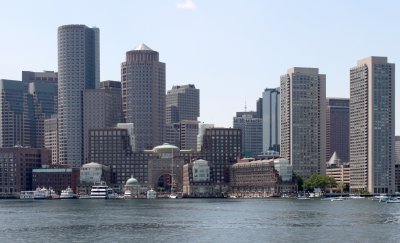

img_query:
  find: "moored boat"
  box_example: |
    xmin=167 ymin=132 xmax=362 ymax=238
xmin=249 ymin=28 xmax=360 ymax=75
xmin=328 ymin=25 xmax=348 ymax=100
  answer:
xmin=146 ymin=189 xmax=157 ymax=199
xmin=90 ymin=182 xmax=114 ymax=199
xmin=60 ymin=187 xmax=77 ymax=199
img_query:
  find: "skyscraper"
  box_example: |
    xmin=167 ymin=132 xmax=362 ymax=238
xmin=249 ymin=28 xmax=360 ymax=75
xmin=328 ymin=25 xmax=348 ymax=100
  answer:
xmin=326 ymin=98 xmax=349 ymax=162
xmin=57 ymin=24 xmax=100 ymax=167
xmin=166 ymin=84 xmax=199 ymax=124
xmin=233 ymin=112 xmax=263 ymax=156
xmin=83 ymin=81 xmax=122 ymax=162
xmin=350 ymin=56 xmax=395 ymax=194
xmin=262 ymin=87 xmax=280 ymax=153
xmin=0 ymin=79 xmax=28 ymax=147
xmin=280 ymin=67 xmax=326 ymax=179
xmin=121 ymin=43 xmax=165 ymax=151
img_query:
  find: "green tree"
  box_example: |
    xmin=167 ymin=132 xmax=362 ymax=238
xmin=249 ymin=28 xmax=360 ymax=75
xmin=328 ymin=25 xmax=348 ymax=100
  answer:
xmin=304 ymin=174 xmax=337 ymax=192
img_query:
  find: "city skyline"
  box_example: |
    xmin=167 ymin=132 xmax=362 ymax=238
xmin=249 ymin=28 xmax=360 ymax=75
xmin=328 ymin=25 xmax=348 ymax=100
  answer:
xmin=0 ymin=1 xmax=399 ymax=133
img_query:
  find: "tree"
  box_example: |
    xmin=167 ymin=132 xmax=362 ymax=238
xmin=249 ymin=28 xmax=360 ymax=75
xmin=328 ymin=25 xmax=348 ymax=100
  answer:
xmin=304 ymin=174 xmax=337 ymax=192
xmin=293 ymin=173 xmax=304 ymax=191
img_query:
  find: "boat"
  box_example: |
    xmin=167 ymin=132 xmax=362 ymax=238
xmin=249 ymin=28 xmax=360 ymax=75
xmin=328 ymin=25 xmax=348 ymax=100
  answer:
xmin=33 ymin=187 xmax=58 ymax=200
xmin=60 ymin=187 xmax=77 ymax=199
xmin=146 ymin=189 xmax=157 ymax=199
xmin=20 ymin=191 xmax=34 ymax=199
xmin=90 ymin=182 xmax=115 ymax=199
xmin=78 ymin=194 xmax=91 ymax=199
xmin=349 ymin=194 xmax=364 ymax=199
xmin=331 ymin=197 xmax=344 ymax=201
xmin=297 ymin=195 xmax=310 ymax=200
xmin=385 ymin=198 xmax=400 ymax=204
xmin=124 ymin=190 xmax=133 ymax=199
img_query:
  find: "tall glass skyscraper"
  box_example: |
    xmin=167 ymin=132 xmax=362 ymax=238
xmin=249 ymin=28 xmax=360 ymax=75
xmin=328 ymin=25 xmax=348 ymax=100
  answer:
xmin=57 ymin=25 xmax=100 ymax=167
xmin=121 ymin=44 xmax=166 ymax=151
xmin=350 ymin=56 xmax=395 ymax=194
xmin=262 ymin=87 xmax=280 ymax=153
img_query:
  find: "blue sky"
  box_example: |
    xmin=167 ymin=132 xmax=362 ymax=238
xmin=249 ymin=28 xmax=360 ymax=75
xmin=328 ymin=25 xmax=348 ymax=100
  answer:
xmin=0 ymin=0 xmax=399 ymax=133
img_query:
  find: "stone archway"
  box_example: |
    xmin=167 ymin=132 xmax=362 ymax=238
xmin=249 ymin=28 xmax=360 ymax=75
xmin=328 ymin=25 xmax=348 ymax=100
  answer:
xmin=157 ymin=173 xmax=172 ymax=192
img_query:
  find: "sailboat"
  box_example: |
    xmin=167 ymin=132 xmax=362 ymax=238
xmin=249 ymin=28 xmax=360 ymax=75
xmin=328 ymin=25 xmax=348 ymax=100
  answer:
xmin=169 ymin=148 xmax=177 ymax=199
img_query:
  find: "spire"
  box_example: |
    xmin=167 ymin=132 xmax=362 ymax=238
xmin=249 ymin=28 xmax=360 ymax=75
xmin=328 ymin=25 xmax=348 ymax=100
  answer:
xmin=134 ymin=43 xmax=153 ymax=51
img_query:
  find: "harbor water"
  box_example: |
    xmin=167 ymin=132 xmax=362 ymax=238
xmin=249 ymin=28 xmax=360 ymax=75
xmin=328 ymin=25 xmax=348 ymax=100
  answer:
xmin=0 ymin=198 xmax=399 ymax=242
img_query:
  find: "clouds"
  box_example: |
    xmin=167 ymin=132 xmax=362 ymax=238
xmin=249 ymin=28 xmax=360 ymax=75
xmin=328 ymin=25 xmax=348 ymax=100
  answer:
xmin=176 ymin=0 xmax=197 ymax=10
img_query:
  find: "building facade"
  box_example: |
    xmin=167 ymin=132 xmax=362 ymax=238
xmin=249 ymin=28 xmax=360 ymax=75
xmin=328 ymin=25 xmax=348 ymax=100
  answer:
xmin=121 ymin=43 xmax=165 ymax=151
xmin=166 ymin=84 xmax=199 ymax=124
xmin=57 ymin=24 xmax=100 ymax=167
xmin=44 ymin=115 xmax=58 ymax=163
xmin=83 ymin=81 xmax=122 ymax=163
xmin=230 ymin=158 xmax=280 ymax=197
xmin=326 ymin=98 xmax=349 ymax=162
xmin=197 ymin=123 xmax=214 ymax=152
xmin=183 ymin=159 xmax=213 ymax=197
xmin=0 ymin=147 xmax=51 ymax=197
xmin=233 ymin=112 xmax=263 ymax=157
xmin=350 ymin=57 xmax=395 ymax=194
xmin=280 ymin=67 xmax=326 ymax=179
xmin=262 ymin=87 xmax=280 ymax=153
xmin=32 ymin=167 xmax=80 ymax=194
xmin=201 ymin=128 xmax=242 ymax=194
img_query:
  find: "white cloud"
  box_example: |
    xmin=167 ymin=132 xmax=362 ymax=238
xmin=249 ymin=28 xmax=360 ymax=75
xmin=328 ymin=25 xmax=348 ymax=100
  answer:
xmin=176 ymin=0 xmax=197 ymax=9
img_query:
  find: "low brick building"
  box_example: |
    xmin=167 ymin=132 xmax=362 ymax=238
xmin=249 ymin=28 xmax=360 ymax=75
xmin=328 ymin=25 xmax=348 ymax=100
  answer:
xmin=230 ymin=158 xmax=280 ymax=197
xmin=0 ymin=147 xmax=51 ymax=198
xmin=32 ymin=166 xmax=80 ymax=194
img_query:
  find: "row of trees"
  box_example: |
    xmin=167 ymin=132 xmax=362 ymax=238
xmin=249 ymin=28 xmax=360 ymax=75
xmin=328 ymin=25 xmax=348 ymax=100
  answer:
xmin=294 ymin=173 xmax=347 ymax=192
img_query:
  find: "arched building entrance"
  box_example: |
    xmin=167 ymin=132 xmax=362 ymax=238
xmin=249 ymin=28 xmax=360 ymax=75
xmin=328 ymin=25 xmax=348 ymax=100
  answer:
xmin=147 ymin=144 xmax=184 ymax=194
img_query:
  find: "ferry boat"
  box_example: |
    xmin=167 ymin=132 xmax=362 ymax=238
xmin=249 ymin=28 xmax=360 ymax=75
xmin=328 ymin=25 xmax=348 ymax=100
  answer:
xmin=33 ymin=187 xmax=58 ymax=199
xmin=20 ymin=191 xmax=34 ymax=199
xmin=90 ymin=182 xmax=115 ymax=199
xmin=146 ymin=189 xmax=157 ymax=199
xmin=60 ymin=187 xmax=77 ymax=199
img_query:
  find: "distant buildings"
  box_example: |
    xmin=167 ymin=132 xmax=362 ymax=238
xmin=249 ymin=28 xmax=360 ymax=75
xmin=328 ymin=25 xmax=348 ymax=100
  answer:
xmin=166 ymin=84 xmax=199 ymax=124
xmin=83 ymin=80 xmax=122 ymax=162
xmin=121 ymin=44 xmax=165 ymax=151
xmin=262 ymin=87 xmax=280 ymax=153
xmin=280 ymin=67 xmax=326 ymax=179
xmin=326 ymin=98 xmax=350 ymax=162
xmin=350 ymin=56 xmax=395 ymax=194
xmin=326 ymin=152 xmax=350 ymax=188
xmin=57 ymin=24 xmax=100 ymax=167
xmin=233 ymin=112 xmax=263 ymax=156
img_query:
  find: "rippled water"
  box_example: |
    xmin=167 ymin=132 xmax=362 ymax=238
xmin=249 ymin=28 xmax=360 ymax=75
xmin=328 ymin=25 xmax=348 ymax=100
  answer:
xmin=0 ymin=198 xmax=399 ymax=242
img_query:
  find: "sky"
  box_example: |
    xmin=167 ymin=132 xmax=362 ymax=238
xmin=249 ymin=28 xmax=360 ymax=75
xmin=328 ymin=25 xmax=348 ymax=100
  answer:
xmin=0 ymin=0 xmax=399 ymax=133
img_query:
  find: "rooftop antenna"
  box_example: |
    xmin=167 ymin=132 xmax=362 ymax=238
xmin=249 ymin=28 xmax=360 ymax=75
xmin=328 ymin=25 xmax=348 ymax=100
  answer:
xmin=244 ymin=97 xmax=247 ymax=112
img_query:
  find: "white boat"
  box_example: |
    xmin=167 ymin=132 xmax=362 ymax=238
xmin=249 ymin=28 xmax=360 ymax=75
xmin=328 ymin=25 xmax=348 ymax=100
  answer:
xmin=385 ymin=198 xmax=400 ymax=204
xmin=331 ymin=197 xmax=344 ymax=201
xmin=297 ymin=196 xmax=310 ymax=200
xmin=90 ymin=182 xmax=114 ymax=199
xmin=20 ymin=191 xmax=34 ymax=199
xmin=349 ymin=194 xmax=364 ymax=199
xmin=78 ymin=194 xmax=91 ymax=199
xmin=124 ymin=190 xmax=132 ymax=199
xmin=146 ymin=189 xmax=157 ymax=199
xmin=60 ymin=187 xmax=77 ymax=199
xmin=33 ymin=187 xmax=57 ymax=200
xmin=168 ymin=194 xmax=177 ymax=199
